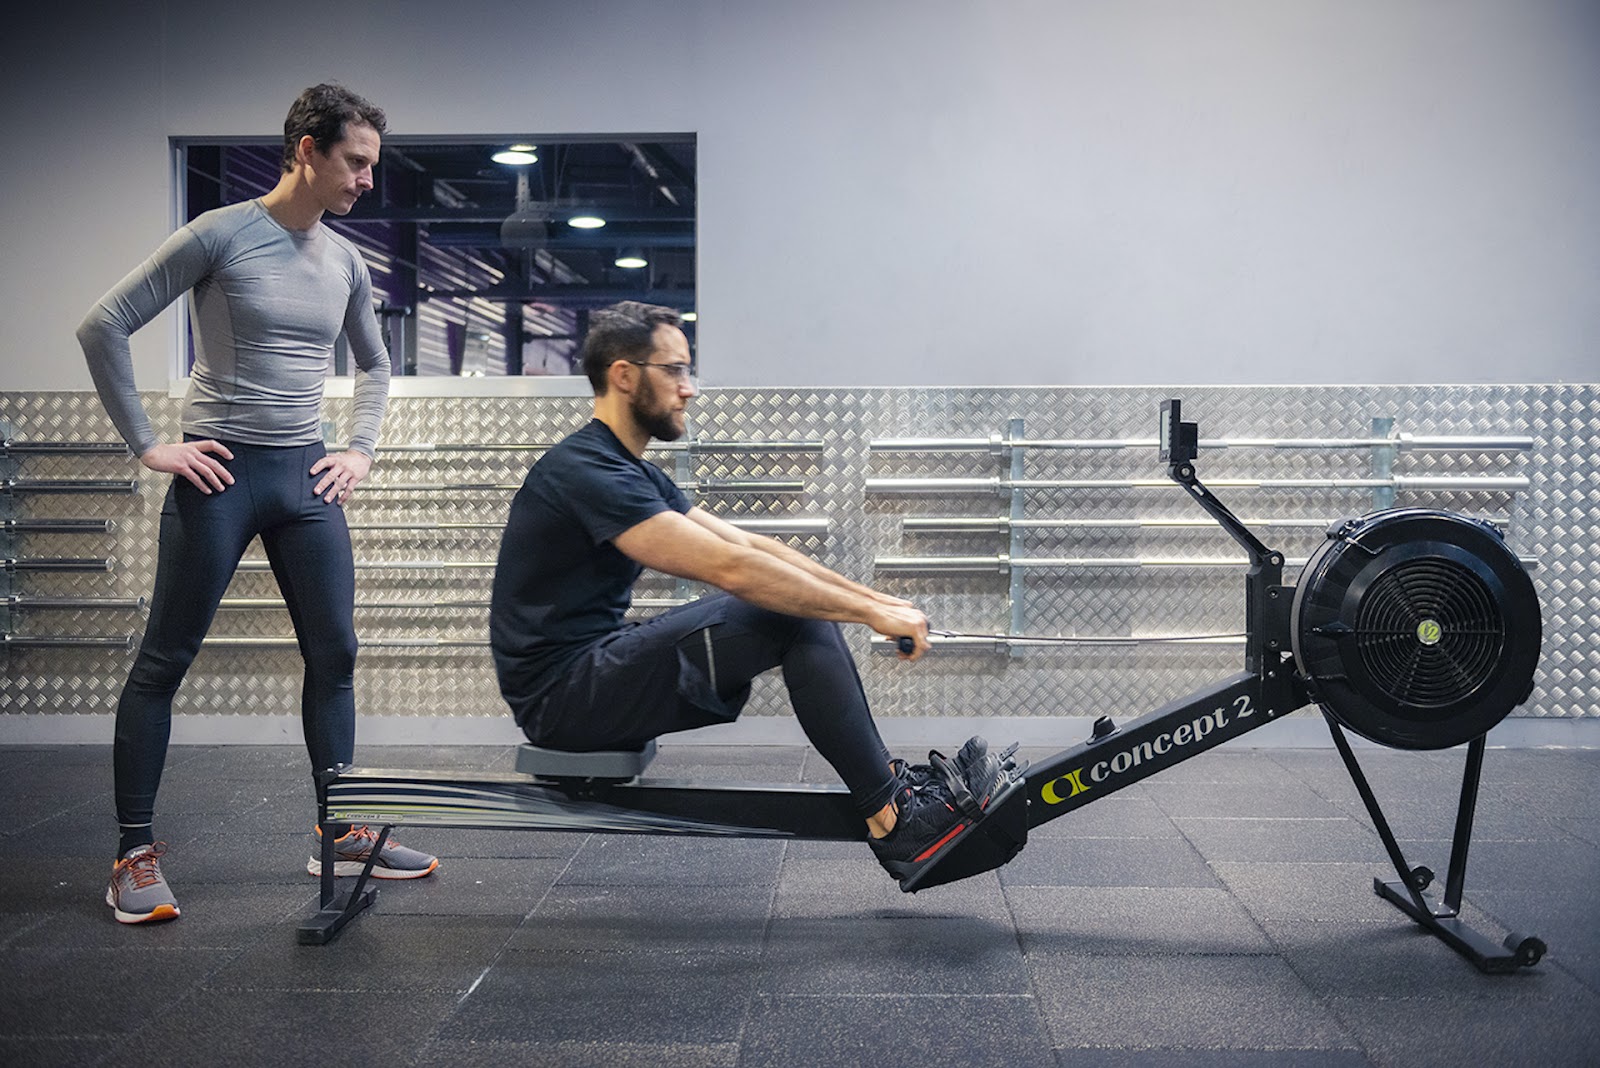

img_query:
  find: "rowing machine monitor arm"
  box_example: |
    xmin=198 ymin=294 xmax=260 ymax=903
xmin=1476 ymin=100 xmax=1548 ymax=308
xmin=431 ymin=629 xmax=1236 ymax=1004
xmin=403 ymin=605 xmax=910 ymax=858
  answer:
xmin=1160 ymin=400 xmax=1294 ymax=686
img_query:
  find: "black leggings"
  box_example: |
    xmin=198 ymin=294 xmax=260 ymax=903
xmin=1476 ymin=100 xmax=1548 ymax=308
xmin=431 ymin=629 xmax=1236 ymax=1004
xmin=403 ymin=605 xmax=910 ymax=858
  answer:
xmin=114 ymin=440 xmax=356 ymax=850
xmin=522 ymin=594 xmax=900 ymax=818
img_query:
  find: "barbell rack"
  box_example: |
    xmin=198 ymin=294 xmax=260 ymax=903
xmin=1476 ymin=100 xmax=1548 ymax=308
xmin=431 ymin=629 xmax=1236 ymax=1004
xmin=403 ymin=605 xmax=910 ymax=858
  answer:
xmin=3 ymin=634 xmax=133 ymax=650
xmin=867 ymin=475 xmax=1529 ymax=495
xmin=1 ymin=440 xmax=131 ymax=457
xmin=3 ymin=518 xmax=117 ymax=534
xmin=344 ymin=516 xmax=830 ymax=536
xmin=370 ymin=438 xmax=823 ymax=455
xmin=873 ymin=552 xmax=1539 ymax=574
xmin=6 ymin=595 xmax=144 ymax=611
xmin=871 ymin=413 xmax=1534 ymax=656
xmin=869 ymin=433 xmax=1534 ymax=453
xmin=4 ymin=557 xmax=115 ymax=573
xmin=1 ymin=479 xmax=139 ymax=495
xmin=357 ymin=478 xmax=805 ymax=495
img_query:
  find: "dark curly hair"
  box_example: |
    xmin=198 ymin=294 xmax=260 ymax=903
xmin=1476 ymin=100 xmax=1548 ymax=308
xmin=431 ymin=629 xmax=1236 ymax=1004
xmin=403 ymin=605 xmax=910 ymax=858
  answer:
xmin=280 ymin=83 xmax=387 ymax=173
xmin=581 ymin=302 xmax=685 ymax=395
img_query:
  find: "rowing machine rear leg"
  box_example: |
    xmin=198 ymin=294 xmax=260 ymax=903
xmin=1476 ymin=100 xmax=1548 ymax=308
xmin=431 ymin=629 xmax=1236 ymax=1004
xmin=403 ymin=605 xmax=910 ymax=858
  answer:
xmin=1329 ymin=720 xmax=1545 ymax=972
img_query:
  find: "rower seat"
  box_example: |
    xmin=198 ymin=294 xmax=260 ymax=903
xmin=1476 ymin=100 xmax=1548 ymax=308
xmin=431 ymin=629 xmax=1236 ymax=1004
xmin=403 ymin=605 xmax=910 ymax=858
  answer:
xmin=515 ymin=739 xmax=657 ymax=781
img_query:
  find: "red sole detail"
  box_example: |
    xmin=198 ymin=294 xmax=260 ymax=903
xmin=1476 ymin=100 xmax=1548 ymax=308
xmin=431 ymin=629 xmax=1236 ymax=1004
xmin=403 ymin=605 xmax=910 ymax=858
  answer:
xmin=913 ymin=822 xmax=968 ymax=863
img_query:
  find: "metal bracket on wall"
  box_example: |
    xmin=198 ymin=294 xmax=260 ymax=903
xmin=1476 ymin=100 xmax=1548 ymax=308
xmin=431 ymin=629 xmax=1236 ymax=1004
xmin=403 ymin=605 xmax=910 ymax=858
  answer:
xmin=1005 ymin=417 xmax=1026 ymax=659
xmin=1 ymin=417 xmax=12 ymax=644
xmin=1371 ymin=415 xmax=1397 ymax=511
xmin=673 ymin=425 xmax=698 ymax=603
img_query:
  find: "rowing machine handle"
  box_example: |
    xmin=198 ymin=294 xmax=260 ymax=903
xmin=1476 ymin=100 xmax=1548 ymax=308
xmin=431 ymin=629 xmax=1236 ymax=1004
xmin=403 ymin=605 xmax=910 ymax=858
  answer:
xmin=897 ymin=636 xmax=916 ymax=655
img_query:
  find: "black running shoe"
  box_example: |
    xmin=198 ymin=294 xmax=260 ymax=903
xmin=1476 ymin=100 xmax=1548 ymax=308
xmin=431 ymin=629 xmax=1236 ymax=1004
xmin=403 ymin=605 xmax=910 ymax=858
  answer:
xmin=870 ymin=744 xmax=1018 ymax=884
xmin=869 ymin=776 xmax=970 ymax=884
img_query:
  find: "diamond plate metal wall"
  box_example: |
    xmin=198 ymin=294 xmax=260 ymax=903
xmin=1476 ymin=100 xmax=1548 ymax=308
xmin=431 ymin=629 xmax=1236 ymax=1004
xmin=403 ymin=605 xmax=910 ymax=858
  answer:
xmin=2 ymin=384 xmax=1582 ymax=726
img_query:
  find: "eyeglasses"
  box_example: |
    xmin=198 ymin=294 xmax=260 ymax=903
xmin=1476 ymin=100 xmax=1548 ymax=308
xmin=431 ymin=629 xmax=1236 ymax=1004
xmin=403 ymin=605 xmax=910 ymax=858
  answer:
xmin=626 ymin=360 xmax=699 ymax=390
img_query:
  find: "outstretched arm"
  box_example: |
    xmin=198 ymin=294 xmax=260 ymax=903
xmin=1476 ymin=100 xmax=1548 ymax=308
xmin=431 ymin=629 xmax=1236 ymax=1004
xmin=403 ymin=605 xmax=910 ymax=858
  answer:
xmin=685 ymin=507 xmax=913 ymax=609
xmin=612 ymin=510 xmax=930 ymax=658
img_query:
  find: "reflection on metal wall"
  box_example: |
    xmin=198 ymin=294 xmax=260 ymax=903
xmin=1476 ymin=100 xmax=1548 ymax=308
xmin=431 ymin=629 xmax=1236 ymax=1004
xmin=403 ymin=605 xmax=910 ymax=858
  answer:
xmin=2 ymin=385 xmax=1592 ymax=723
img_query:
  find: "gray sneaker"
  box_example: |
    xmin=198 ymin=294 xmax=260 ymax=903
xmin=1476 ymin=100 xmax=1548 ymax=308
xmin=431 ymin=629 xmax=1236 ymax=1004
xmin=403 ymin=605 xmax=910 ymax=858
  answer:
xmin=106 ymin=842 xmax=180 ymax=924
xmin=306 ymin=825 xmax=439 ymax=880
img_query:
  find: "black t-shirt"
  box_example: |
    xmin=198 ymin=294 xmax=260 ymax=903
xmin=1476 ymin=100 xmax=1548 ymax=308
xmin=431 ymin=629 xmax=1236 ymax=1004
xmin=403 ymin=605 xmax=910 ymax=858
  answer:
xmin=490 ymin=419 xmax=691 ymax=708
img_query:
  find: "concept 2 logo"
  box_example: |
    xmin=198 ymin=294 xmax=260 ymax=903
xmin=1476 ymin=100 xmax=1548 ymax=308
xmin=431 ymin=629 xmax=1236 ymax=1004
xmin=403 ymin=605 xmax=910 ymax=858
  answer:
xmin=1039 ymin=768 xmax=1088 ymax=804
xmin=1039 ymin=694 xmax=1255 ymax=805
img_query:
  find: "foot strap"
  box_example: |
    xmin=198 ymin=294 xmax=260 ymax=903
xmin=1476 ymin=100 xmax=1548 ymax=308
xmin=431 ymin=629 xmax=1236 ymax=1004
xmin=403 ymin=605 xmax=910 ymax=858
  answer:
xmin=929 ymin=751 xmax=986 ymax=820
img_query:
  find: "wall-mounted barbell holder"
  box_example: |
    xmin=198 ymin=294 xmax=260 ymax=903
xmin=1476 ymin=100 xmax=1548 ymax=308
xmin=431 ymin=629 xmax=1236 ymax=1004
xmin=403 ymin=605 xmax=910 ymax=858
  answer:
xmin=342 ymin=517 xmax=830 ymax=536
xmin=2 ymin=633 xmax=134 ymax=650
xmin=236 ymin=559 xmax=494 ymax=573
xmin=874 ymin=552 xmax=1538 ymax=573
xmin=215 ymin=594 xmax=693 ymax=612
xmin=1 ymin=440 xmax=131 ymax=457
xmin=1 ymin=479 xmax=139 ymax=495
xmin=202 ymin=635 xmax=490 ymax=650
xmin=2 ymin=518 xmax=117 ymax=534
xmin=867 ymin=476 xmax=1529 ymax=495
xmin=902 ymin=516 xmax=1339 ymax=533
xmin=356 ymin=479 xmax=805 ymax=495
xmin=871 ymin=414 xmax=1532 ymax=657
xmin=6 ymin=595 xmax=144 ymax=611
xmin=4 ymin=557 xmax=115 ymax=573
xmin=870 ymin=630 xmax=1248 ymax=653
xmin=368 ymin=439 xmax=824 ymax=455
xmin=869 ymin=433 xmax=1534 ymax=454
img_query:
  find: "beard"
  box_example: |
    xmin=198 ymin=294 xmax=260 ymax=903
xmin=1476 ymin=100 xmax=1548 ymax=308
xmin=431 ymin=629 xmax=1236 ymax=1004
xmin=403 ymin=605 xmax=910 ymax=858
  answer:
xmin=630 ymin=376 xmax=686 ymax=442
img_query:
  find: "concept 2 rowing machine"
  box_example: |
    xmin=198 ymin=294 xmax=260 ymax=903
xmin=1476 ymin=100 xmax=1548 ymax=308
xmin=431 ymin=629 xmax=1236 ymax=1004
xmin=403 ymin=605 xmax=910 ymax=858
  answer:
xmin=303 ymin=399 xmax=1545 ymax=973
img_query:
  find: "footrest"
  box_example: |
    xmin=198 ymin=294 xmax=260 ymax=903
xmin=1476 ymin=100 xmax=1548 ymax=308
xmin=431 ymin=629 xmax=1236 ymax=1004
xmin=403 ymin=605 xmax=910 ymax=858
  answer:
xmin=899 ymin=769 xmax=1031 ymax=894
xmin=515 ymin=739 xmax=657 ymax=781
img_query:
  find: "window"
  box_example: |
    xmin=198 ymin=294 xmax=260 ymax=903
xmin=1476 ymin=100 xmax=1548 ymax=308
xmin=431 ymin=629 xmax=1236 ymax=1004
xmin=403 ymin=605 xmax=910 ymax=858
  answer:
xmin=177 ymin=136 xmax=696 ymax=378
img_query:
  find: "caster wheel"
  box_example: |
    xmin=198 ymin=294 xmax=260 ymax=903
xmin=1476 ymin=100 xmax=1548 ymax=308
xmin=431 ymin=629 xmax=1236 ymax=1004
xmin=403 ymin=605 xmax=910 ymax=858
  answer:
xmin=1502 ymin=932 xmax=1545 ymax=967
xmin=1408 ymin=865 xmax=1434 ymax=892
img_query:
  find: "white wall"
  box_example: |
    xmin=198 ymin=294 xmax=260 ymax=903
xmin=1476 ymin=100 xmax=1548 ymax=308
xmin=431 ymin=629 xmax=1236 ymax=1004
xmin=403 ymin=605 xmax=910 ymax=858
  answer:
xmin=4 ymin=0 xmax=1597 ymax=392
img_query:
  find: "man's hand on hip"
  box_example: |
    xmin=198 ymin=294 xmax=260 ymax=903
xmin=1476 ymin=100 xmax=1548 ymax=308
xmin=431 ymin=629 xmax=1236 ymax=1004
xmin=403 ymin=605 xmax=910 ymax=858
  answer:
xmin=310 ymin=450 xmax=373 ymax=505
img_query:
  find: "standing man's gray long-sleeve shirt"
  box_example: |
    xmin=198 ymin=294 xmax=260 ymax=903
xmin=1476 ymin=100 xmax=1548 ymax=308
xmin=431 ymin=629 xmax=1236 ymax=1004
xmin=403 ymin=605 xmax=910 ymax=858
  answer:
xmin=77 ymin=198 xmax=390 ymax=457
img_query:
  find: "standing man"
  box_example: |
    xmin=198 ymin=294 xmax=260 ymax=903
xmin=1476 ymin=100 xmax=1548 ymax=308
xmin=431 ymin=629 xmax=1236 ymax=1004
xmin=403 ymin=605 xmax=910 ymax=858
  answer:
xmin=490 ymin=302 xmax=1012 ymax=885
xmin=80 ymin=84 xmax=437 ymax=925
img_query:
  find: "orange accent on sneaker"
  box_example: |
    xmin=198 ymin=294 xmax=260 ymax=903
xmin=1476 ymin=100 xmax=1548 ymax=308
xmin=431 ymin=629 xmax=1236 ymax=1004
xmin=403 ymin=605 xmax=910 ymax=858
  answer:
xmin=113 ymin=845 xmax=167 ymax=890
xmin=314 ymin=824 xmax=378 ymax=846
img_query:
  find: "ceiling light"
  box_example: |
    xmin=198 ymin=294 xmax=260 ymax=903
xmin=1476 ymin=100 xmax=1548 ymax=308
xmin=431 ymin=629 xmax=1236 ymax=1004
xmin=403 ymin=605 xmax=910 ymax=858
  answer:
xmin=492 ymin=148 xmax=538 ymax=165
xmin=508 ymin=143 xmax=537 ymax=152
xmin=681 ymin=312 xmax=698 ymax=322
xmin=567 ymin=215 xmax=606 ymax=229
xmin=614 ymin=250 xmax=648 ymax=269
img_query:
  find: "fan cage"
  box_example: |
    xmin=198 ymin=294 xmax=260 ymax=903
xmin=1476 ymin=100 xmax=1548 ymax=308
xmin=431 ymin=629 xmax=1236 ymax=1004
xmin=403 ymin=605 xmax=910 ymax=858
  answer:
xmin=1353 ymin=558 xmax=1503 ymax=708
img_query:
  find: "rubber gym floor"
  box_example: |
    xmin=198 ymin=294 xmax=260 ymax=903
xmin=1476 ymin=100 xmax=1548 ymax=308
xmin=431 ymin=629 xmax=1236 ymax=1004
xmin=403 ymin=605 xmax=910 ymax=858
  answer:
xmin=1 ymin=741 xmax=1596 ymax=1067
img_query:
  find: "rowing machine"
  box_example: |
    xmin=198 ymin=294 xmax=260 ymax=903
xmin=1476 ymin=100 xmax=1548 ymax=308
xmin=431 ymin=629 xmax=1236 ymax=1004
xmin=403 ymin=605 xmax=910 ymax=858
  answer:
xmin=301 ymin=399 xmax=1546 ymax=973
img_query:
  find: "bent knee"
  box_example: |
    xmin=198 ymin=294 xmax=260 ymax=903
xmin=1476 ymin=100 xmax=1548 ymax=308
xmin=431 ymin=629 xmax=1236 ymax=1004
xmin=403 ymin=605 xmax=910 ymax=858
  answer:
xmin=743 ymin=605 xmax=842 ymax=647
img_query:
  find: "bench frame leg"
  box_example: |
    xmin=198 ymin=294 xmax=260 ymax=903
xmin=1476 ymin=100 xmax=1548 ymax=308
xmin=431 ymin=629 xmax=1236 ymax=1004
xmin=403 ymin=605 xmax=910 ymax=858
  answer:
xmin=296 ymin=776 xmax=393 ymax=945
